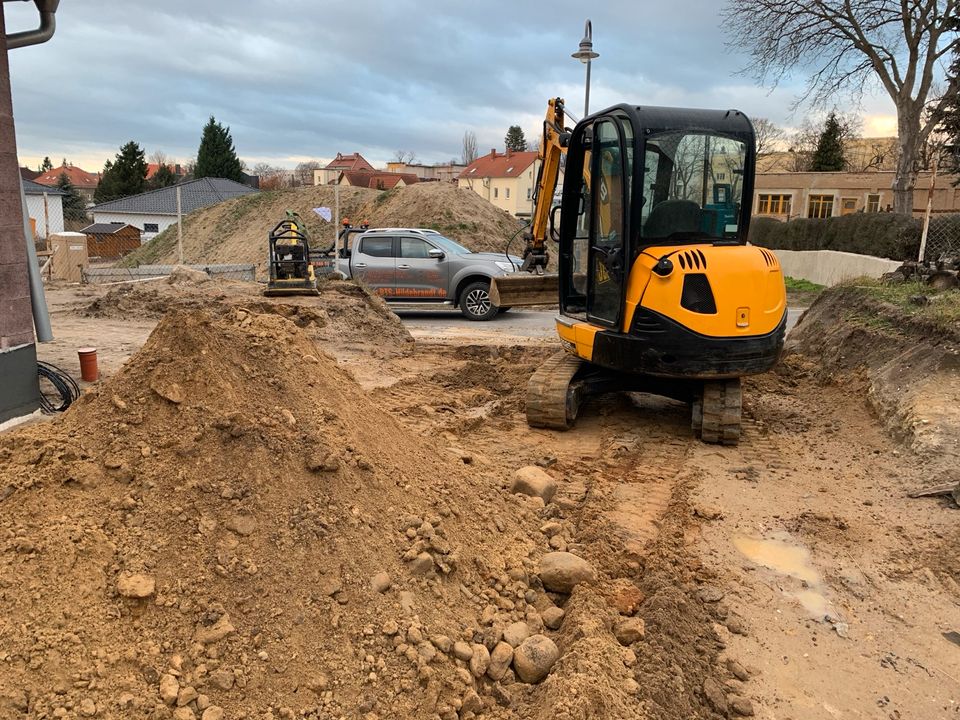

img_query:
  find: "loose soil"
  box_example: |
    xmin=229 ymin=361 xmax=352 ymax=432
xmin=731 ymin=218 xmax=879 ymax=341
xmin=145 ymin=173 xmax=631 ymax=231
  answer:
xmin=121 ymin=183 xmax=525 ymax=277
xmin=2 ymin=280 xmax=959 ymax=719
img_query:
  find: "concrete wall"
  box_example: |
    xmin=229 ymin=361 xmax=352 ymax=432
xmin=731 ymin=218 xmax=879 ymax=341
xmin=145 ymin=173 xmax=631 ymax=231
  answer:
xmin=25 ymin=192 xmax=64 ymax=238
xmin=771 ymin=249 xmax=902 ymax=287
xmin=92 ymin=211 xmax=175 ymax=241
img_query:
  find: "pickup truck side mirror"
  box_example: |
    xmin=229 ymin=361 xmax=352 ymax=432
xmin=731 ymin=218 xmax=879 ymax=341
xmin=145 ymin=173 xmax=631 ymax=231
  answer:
xmin=428 ymin=248 xmax=445 ymax=260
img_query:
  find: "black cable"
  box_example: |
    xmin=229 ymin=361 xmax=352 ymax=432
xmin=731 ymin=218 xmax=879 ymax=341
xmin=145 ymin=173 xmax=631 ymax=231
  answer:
xmin=504 ymin=221 xmax=531 ymax=270
xmin=37 ymin=361 xmax=80 ymax=413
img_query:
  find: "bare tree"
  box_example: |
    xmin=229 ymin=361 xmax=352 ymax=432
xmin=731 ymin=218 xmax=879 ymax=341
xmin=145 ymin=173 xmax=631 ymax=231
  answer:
xmin=723 ymin=0 xmax=960 ymax=214
xmin=393 ymin=150 xmax=417 ymax=165
xmin=294 ymin=160 xmax=323 ymax=187
xmin=752 ymin=118 xmax=786 ymax=156
xmin=461 ymin=131 xmax=478 ymax=165
xmin=149 ymin=150 xmax=169 ymax=169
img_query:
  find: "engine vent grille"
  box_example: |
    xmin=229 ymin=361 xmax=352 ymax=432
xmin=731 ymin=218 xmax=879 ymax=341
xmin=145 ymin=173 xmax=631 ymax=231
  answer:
xmin=677 ymin=249 xmax=708 ymax=271
xmin=759 ymin=248 xmax=779 ymax=267
xmin=681 ymin=273 xmax=717 ymax=314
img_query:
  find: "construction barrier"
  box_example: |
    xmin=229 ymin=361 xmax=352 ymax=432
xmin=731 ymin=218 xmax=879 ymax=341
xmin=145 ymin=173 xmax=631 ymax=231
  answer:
xmin=81 ymin=264 xmax=256 ymax=285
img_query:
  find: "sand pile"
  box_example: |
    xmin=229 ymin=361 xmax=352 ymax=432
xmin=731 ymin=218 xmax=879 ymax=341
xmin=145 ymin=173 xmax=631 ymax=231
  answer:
xmin=121 ymin=183 xmax=525 ymax=277
xmin=0 ymin=307 xmax=661 ymax=719
xmin=355 ymin=183 xmax=525 ymax=256
xmin=82 ymin=279 xmax=413 ymax=358
xmin=120 ymin=185 xmax=377 ymax=274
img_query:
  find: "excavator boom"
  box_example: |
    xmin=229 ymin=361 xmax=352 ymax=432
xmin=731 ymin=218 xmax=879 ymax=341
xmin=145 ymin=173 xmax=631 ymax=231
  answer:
xmin=489 ymin=98 xmax=568 ymax=307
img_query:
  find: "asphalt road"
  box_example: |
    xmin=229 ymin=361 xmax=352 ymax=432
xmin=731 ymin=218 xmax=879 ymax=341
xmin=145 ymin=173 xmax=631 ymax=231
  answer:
xmin=397 ymin=306 xmax=806 ymax=345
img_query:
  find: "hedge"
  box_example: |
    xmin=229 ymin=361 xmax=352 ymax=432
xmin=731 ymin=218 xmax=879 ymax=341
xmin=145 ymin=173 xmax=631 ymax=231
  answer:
xmin=748 ymin=212 xmax=922 ymax=261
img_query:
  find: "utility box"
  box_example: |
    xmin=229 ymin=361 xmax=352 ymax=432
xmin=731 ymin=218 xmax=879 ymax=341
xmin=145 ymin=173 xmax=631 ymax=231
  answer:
xmin=49 ymin=232 xmax=88 ymax=282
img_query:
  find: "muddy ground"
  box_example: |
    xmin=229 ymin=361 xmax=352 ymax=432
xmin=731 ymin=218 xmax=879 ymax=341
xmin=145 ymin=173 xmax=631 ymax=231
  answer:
xmin=3 ymin=280 xmax=959 ymax=719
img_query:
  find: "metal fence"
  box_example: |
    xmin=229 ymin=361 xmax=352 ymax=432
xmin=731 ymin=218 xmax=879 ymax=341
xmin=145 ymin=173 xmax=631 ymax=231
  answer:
xmin=921 ymin=213 xmax=960 ymax=264
xmin=82 ymin=264 xmax=256 ymax=285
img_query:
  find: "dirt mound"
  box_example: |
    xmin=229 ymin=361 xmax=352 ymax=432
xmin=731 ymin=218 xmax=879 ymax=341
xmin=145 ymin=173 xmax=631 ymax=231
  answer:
xmin=82 ymin=278 xmax=413 ymax=358
xmin=122 ymin=183 xmax=525 ymax=277
xmin=0 ymin=307 xmax=688 ymax=719
xmin=120 ymin=185 xmax=377 ymax=274
xmin=356 ymin=182 xmax=525 ymax=256
xmin=787 ymin=284 xmax=960 ymax=463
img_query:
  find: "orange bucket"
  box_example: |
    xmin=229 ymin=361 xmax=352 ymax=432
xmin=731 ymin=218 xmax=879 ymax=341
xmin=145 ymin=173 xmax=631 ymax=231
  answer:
xmin=78 ymin=347 xmax=99 ymax=382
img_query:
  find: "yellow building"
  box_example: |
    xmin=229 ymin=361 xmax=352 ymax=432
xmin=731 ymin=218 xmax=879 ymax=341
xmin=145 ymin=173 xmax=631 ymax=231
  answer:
xmin=457 ymin=150 xmax=561 ymax=219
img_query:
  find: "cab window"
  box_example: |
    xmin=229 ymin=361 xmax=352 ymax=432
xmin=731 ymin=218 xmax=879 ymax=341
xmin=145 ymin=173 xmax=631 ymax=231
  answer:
xmin=399 ymin=237 xmax=433 ymax=258
xmin=360 ymin=237 xmax=394 ymax=257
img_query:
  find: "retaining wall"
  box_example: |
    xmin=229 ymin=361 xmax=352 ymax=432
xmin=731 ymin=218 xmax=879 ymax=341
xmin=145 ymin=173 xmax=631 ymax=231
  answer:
xmin=771 ymin=249 xmax=901 ymax=287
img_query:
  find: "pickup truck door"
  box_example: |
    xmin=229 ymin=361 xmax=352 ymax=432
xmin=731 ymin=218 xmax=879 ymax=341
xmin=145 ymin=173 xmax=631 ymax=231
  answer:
xmin=394 ymin=236 xmax=449 ymax=301
xmin=351 ymin=235 xmax=396 ymax=297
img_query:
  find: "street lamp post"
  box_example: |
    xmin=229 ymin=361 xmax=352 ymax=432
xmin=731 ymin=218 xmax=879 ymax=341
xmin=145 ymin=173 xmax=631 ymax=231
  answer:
xmin=571 ymin=20 xmax=599 ymax=116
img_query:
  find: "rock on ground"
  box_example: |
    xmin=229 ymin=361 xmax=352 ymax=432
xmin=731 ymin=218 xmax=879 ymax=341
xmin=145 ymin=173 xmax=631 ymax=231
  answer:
xmin=539 ymin=552 xmax=597 ymax=593
xmin=512 ymin=634 xmax=560 ymax=683
xmin=116 ymin=573 xmax=156 ymax=599
xmin=512 ymin=466 xmax=558 ymax=503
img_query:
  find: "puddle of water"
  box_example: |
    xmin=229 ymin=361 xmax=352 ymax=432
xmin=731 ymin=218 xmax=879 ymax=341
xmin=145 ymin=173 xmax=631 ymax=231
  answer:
xmin=733 ymin=535 xmax=821 ymax=585
xmin=734 ymin=533 xmax=845 ymax=633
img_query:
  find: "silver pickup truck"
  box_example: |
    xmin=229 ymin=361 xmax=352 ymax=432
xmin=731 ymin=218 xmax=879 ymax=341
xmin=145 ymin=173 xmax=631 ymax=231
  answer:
xmin=334 ymin=228 xmax=523 ymax=320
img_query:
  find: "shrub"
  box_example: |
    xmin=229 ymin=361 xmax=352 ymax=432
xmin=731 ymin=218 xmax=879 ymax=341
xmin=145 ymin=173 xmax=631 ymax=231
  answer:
xmin=748 ymin=213 xmax=921 ymax=260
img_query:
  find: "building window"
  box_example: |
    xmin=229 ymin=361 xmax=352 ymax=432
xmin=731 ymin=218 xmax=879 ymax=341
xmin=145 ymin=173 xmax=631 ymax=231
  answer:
xmin=144 ymin=223 xmax=159 ymax=233
xmin=840 ymin=197 xmax=858 ymax=216
xmin=866 ymin=194 xmax=881 ymax=213
xmin=807 ymin=194 xmax=834 ymax=219
xmin=494 ymin=188 xmax=498 ymax=199
xmin=506 ymin=188 xmax=510 ymax=199
xmin=527 ymin=188 xmax=532 ymax=200
xmin=757 ymin=194 xmax=792 ymax=216
xmin=716 ymin=172 xmax=726 ymax=181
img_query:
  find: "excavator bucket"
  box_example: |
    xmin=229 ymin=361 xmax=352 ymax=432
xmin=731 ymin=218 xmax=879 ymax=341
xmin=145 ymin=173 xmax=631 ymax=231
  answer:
xmin=489 ymin=273 xmax=559 ymax=307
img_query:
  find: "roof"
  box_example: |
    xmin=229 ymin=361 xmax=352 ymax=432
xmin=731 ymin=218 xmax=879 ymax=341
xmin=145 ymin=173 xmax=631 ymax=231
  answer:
xmin=340 ymin=170 xmax=419 ymax=189
xmin=20 ymin=167 xmax=39 ymax=181
xmin=459 ymin=150 xmax=537 ymax=179
xmin=325 ymin=152 xmax=375 ymax=173
xmin=34 ymin=164 xmax=100 ymax=189
xmin=81 ymin=222 xmax=140 ymax=235
xmin=146 ymin=163 xmax=184 ymax=179
xmin=90 ymin=177 xmax=257 ymax=215
xmin=23 ymin=179 xmax=66 ymax=195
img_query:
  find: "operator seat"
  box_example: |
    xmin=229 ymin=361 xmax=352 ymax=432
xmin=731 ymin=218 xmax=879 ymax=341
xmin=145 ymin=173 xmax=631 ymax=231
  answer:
xmin=643 ymin=199 xmax=701 ymax=239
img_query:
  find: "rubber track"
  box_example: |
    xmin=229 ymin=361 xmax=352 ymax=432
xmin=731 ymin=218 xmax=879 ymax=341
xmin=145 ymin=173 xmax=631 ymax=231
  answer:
xmin=699 ymin=379 xmax=742 ymax=446
xmin=526 ymin=351 xmax=583 ymax=430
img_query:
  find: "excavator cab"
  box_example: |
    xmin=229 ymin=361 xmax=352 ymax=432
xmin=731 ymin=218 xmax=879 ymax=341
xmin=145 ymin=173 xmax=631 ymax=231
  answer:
xmin=526 ymin=104 xmax=787 ymax=444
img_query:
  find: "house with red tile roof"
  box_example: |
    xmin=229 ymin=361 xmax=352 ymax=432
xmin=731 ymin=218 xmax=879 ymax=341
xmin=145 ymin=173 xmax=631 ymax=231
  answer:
xmin=338 ymin=170 xmax=419 ymax=190
xmin=457 ymin=149 xmax=555 ymax=218
xmin=146 ymin=163 xmax=185 ymax=180
xmin=33 ymin=163 xmax=100 ymax=204
xmin=314 ymin=152 xmax=375 ymax=185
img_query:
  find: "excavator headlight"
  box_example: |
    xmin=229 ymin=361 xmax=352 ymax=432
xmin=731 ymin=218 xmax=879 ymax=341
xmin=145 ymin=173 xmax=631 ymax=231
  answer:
xmin=653 ymin=257 xmax=674 ymax=277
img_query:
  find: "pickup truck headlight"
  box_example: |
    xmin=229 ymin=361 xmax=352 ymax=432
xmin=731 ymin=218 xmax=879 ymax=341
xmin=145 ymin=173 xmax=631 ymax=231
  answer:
xmin=495 ymin=261 xmax=518 ymax=273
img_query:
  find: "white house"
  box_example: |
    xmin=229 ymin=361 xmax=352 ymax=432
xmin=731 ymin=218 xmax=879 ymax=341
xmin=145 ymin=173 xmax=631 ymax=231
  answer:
xmin=90 ymin=178 xmax=257 ymax=242
xmin=23 ymin=179 xmax=65 ymax=239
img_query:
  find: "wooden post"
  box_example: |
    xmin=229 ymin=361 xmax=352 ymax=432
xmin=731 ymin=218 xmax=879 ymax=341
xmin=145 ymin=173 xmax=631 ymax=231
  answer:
xmin=918 ymin=157 xmax=938 ymax=263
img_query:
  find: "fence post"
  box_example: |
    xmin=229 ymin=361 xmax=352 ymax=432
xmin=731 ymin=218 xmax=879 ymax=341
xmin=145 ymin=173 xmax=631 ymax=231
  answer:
xmin=918 ymin=157 xmax=938 ymax=263
xmin=176 ymin=184 xmax=184 ymax=265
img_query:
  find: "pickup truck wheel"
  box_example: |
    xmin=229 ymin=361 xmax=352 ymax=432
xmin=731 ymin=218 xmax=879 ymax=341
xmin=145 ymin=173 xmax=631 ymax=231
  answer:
xmin=459 ymin=281 xmax=498 ymax=321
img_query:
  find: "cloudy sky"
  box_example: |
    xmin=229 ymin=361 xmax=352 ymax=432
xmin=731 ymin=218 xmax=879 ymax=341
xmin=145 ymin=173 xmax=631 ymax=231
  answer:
xmin=5 ymin=0 xmax=901 ymax=173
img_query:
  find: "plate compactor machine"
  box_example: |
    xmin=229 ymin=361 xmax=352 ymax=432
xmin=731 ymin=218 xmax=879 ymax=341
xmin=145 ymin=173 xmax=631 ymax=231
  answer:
xmin=490 ymin=99 xmax=787 ymax=445
xmin=264 ymin=212 xmax=320 ymax=297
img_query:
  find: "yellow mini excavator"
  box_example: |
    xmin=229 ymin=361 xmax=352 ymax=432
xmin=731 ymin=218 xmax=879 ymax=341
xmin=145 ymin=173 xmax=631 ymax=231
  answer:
xmin=491 ymin=98 xmax=787 ymax=445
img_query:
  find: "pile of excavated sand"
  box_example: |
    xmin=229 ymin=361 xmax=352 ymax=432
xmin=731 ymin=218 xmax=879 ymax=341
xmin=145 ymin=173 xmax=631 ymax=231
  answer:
xmin=0 ymin=308 xmax=660 ymax=720
xmin=120 ymin=185 xmax=378 ymax=274
xmin=82 ymin=278 xmax=413 ymax=358
xmin=355 ymin=182 xmax=525 ymax=256
xmin=122 ymin=183 xmax=526 ymax=277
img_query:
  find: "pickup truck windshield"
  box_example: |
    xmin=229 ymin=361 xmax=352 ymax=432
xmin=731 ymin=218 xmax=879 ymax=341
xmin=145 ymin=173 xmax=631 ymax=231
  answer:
xmin=429 ymin=235 xmax=471 ymax=254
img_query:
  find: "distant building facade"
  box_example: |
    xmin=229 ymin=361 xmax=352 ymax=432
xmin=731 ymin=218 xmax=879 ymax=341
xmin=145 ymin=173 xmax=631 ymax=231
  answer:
xmin=754 ymin=171 xmax=960 ymax=220
xmin=385 ymin=161 xmax=466 ymax=183
xmin=457 ymin=149 xmax=557 ymax=219
xmin=314 ymin=152 xmax=375 ymax=185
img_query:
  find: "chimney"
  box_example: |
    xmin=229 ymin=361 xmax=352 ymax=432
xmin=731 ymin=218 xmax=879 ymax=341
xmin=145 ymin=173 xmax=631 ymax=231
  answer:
xmin=490 ymin=149 xmax=497 ymax=158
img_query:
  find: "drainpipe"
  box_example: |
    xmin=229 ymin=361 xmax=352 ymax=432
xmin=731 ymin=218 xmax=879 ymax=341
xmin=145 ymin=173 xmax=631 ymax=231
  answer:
xmin=4 ymin=0 xmax=59 ymax=50
xmin=21 ymin=174 xmax=51 ymax=341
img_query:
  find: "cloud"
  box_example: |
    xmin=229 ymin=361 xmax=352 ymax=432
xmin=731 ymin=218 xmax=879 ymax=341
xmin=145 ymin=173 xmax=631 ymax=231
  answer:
xmin=5 ymin=0 xmax=898 ymax=172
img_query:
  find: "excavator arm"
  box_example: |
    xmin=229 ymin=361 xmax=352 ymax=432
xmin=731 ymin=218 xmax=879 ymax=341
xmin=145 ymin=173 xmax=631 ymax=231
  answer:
xmin=490 ymin=98 xmax=569 ymax=306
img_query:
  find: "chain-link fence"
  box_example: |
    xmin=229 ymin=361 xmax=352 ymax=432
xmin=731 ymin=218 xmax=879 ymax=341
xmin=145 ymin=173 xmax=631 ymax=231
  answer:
xmin=82 ymin=264 xmax=256 ymax=285
xmin=921 ymin=213 xmax=960 ymax=264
